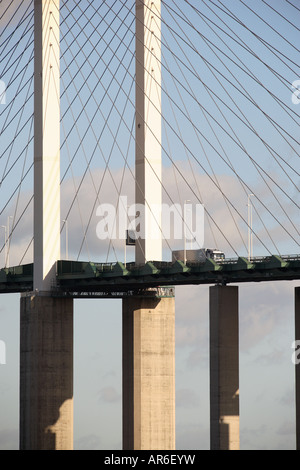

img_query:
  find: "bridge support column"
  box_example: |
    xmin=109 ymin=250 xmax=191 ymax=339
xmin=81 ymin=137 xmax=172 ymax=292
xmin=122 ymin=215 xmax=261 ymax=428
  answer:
xmin=209 ymin=285 xmax=240 ymax=450
xmin=20 ymin=294 xmax=73 ymax=450
xmin=295 ymin=287 xmax=300 ymax=450
xmin=122 ymin=296 xmax=175 ymax=450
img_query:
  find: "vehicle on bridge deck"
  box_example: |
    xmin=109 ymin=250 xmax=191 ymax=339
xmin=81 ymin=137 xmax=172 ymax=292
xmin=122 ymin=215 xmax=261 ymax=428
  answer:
xmin=172 ymin=248 xmax=225 ymax=264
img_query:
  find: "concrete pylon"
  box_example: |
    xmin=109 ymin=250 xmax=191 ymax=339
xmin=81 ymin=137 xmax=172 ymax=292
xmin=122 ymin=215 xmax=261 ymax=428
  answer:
xmin=33 ymin=0 xmax=60 ymax=292
xmin=295 ymin=287 xmax=300 ymax=450
xmin=122 ymin=295 xmax=175 ymax=450
xmin=135 ymin=0 xmax=162 ymax=264
xmin=19 ymin=1 xmax=74 ymax=450
xmin=209 ymin=285 xmax=240 ymax=450
xmin=20 ymin=295 xmax=73 ymax=450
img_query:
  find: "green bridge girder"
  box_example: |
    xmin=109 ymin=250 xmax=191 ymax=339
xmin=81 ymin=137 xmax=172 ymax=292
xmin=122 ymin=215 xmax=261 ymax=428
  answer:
xmin=0 ymin=255 xmax=299 ymax=296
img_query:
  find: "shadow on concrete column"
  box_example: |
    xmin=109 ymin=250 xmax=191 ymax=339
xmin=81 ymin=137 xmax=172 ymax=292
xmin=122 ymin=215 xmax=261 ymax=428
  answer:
xmin=122 ymin=296 xmax=175 ymax=450
xmin=20 ymin=294 xmax=73 ymax=450
xmin=210 ymin=285 xmax=240 ymax=450
xmin=295 ymin=287 xmax=300 ymax=450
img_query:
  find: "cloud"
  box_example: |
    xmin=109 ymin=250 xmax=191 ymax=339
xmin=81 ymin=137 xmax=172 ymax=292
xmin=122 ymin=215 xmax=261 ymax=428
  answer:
xmin=0 ymin=1 xmax=32 ymax=30
xmin=3 ymin=158 xmax=297 ymax=267
xmin=74 ymin=434 xmax=101 ymax=450
xmin=98 ymin=386 xmax=121 ymax=404
xmin=239 ymin=281 xmax=297 ymax=351
xmin=0 ymin=429 xmax=18 ymax=450
xmin=176 ymin=423 xmax=209 ymax=450
xmin=176 ymin=388 xmax=200 ymax=408
xmin=277 ymin=421 xmax=295 ymax=437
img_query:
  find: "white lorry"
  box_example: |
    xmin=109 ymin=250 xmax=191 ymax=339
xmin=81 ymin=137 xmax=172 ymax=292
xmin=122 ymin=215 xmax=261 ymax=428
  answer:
xmin=172 ymin=248 xmax=225 ymax=263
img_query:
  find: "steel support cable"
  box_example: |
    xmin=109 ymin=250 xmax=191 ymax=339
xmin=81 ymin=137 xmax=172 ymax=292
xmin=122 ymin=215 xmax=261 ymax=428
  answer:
xmin=122 ymin=0 xmax=300 ymax=174
xmin=7 ymin=110 xmax=34 ymax=267
xmin=0 ymin=0 xmax=119 ymax=259
xmin=59 ymin=3 xmax=141 ymax=261
xmin=200 ymin=0 xmax=300 ymax=73
xmin=169 ymin=0 xmax=300 ymax=183
xmin=184 ymin=0 xmax=300 ymax=105
xmin=98 ymin=5 xmax=300 ymax=252
xmin=6 ymin=4 xmax=57 ymax=263
xmin=0 ymin=161 xmax=33 ymax=219
xmin=261 ymin=0 xmax=300 ymax=32
xmin=64 ymin=1 xmax=186 ymax=259
xmin=2 ymin=1 xmax=100 ymax=137
xmin=160 ymin=0 xmax=300 ymax=143
xmin=85 ymin=1 xmax=298 ymax=253
xmin=59 ymin=1 xmax=114 ymax=94
xmin=60 ymin=34 xmax=151 ymax=263
xmin=0 ymin=8 xmax=33 ymax=52
xmin=114 ymin=0 xmax=300 ymax=214
xmin=0 ymin=53 xmax=34 ymax=189
xmin=81 ymin=0 xmax=238 ymax=255
xmin=81 ymin=5 xmax=250 ymax=256
xmin=58 ymin=0 xmax=127 ymax=165
xmin=176 ymin=0 xmax=300 ymax=101
xmin=156 ymin=29 xmax=280 ymax=257
xmin=0 ymin=75 xmax=33 ymax=134
xmin=286 ymin=0 xmax=300 ymax=13
xmin=0 ymin=26 xmax=34 ymax=128
xmin=154 ymin=14 xmax=240 ymax=251
xmin=185 ymin=1 xmax=300 ymax=161
xmin=6 ymin=1 xmax=298 ymax=262
xmin=213 ymin=3 xmax=299 ymax=82
xmin=0 ymin=0 xmax=32 ymax=55
xmin=0 ymin=29 xmax=34 ymax=137
xmin=61 ymin=41 xmax=149 ymax=264
xmin=1 ymin=160 xmax=34 ymax=264
xmin=1 ymin=0 xmax=296 ymax=258
xmin=15 ymin=196 xmax=34 ymax=266
xmin=0 ymin=113 xmax=33 ymax=164
xmin=73 ymin=66 xmax=136 ymax=262
xmin=155 ymin=21 xmax=249 ymax=253
xmin=59 ymin=3 xmax=134 ymax=185
xmin=163 ymin=3 xmax=299 ymax=242
xmin=239 ymin=0 xmax=300 ymax=53
xmin=60 ymin=108 xmax=92 ymax=262
xmin=15 ymin=0 xmax=86 ymax=265
xmin=0 ymin=80 xmax=33 ymax=189
xmin=105 ymin=115 xmax=136 ymax=264
xmin=56 ymin=22 xmax=135 ymax=262
xmin=50 ymin=61 xmax=92 ymax=262
xmin=12 ymin=2 xmax=100 ymax=264
xmin=155 ymin=62 xmax=222 ymax=251
xmin=59 ymin=0 xmax=122 ymax=93
xmin=0 ymin=186 xmax=33 ymax=262
xmin=1 ymin=23 xmax=34 ymax=77
xmin=0 ymin=56 xmax=34 ymax=117
xmin=212 ymin=0 xmax=300 ymax=59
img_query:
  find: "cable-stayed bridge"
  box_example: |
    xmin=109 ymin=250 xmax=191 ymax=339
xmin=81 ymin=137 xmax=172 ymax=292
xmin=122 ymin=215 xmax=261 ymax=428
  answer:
xmin=0 ymin=0 xmax=299 ymax=450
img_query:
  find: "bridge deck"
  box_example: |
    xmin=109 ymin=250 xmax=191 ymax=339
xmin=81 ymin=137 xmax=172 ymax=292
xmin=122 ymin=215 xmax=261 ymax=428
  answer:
xmin=0 ymin=255 xmax=299 ymax=297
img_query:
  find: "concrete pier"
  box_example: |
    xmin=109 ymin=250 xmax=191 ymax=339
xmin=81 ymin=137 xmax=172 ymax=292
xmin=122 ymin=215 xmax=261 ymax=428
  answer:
xmin=20 ymin=294 xmax=73 ymax=450
xmin=209 ymin=285 xmax=240 ymax=450
xmin=295 ymin=287 xmax=300 ymax=450
xmin=122 ymin=296 xmax=175 ymax=450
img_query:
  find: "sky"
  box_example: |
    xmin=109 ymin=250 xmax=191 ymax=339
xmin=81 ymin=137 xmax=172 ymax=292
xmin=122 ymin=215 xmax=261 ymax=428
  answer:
xmin=0 ymin=0 xmax=299 ymax=450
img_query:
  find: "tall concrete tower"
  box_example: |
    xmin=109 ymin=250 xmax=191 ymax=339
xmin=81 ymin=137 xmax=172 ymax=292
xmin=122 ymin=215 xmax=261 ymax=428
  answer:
xmin=135 ymin=0 xmax=162 ymax=264
xmin=122 ymin=0 xmax=176 ymax=450
xmin=20 ymin=0 xmax=74 ymax=450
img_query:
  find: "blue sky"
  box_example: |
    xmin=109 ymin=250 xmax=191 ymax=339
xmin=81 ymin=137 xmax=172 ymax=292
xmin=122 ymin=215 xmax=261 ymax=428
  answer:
xmin=0 ymin=0 xmax=299 ymax=450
